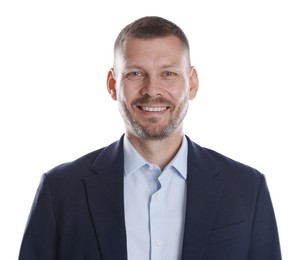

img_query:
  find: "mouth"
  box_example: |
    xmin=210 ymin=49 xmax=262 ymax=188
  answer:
xmin=139 ymin=106 xmax=169 ymax=112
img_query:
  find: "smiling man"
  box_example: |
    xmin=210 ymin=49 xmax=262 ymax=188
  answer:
xmin=19 ymin=16 xmax=282 ymax=260
xmin=108 ymin=33 xmax=198 ymax=167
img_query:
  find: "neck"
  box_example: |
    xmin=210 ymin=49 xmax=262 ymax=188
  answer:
xmin=126 ymin=131 xmax=184 ymax=171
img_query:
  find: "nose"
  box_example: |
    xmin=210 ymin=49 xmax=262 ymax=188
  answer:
xmin=140 ymin=75 xmax=163 ymax=97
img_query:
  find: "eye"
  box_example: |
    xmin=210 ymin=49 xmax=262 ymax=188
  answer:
xmin=125 ymin=71 xmax=145 ymax=81
xmin=162 ymin=71 xmax=177 ymax=78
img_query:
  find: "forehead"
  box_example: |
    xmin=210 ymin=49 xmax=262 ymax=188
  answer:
xmin=115 ymin=36 xmax=188 ymax=67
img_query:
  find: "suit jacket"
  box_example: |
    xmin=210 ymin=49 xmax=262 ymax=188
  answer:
xmin=19 ymin=135 xmax=282 ymax=259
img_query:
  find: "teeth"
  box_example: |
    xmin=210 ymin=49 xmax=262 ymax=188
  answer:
xmin=142 ymin=106 xmax=167 ymax=112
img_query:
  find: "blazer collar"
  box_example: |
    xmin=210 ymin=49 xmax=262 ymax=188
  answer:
xmin=84 ymin=135 xmax=223 ymax=260
xmin=182 ymin=136 xmax=224 ymax=259
xmin=84 ymin=135 xmax=127 ymax=260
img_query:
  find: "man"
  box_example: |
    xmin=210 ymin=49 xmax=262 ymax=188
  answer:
xmin=19 ymin=16 xmax=282 ymax=259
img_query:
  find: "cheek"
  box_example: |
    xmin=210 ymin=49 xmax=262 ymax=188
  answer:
xmin=117 ymin=85 xmax=135 ymax=107
xmin=170 ymin=83 xmax=190 ymax=101
xmin=119 ymin=81 xmax=142 ymax=100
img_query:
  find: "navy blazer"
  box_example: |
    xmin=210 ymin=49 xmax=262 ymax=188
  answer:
xmin=19 ymin=136 xmax=282 ymax=259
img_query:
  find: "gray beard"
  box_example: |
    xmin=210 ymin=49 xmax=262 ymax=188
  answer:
xmin=119 ymin=98 xmax=189 ymax=141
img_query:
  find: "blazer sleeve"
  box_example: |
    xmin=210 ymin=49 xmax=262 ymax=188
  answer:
xmin=19 ymin=174 xmax=57 ymax=260
xmin=248 ymin=175 xmax=282 ymax=260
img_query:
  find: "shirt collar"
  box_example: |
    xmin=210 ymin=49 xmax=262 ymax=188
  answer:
xmin=123 ymin=135 xmax=188 ymax=180
xmin=124 ymin=136 xmax=147 ymax=176
xmin=165 ymin=136 xmax=188 ymax=180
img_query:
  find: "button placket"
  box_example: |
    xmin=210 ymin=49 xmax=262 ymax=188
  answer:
xmin=149 ymin=166 xmax=164 ymax=259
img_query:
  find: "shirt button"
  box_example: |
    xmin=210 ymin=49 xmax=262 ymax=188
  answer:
xmin=156 ymin=240 xmax=162 ymax=246
xmin=156 ymin=193 xmax=161 ymax=200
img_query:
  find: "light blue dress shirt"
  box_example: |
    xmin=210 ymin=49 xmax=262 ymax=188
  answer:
xmin=123 ymin=136 xmax=188 ymax=260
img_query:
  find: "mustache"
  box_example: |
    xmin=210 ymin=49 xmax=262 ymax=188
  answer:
xmin=132 ymin=95 xmax=174 ymax=107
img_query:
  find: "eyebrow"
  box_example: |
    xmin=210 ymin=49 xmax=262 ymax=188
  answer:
xmin=124 ymin=64 xmax=143 ymax=70
xmin=161 ymin=63 xmax=180 ymax=69
xmin=124 ymin=63 xmax=181 ymax=70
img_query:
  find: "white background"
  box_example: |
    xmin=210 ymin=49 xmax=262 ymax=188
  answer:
xmin=1 ymin=0 xmax=302 ymax=259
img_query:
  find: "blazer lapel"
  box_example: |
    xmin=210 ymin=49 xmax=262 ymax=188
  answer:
xmin=182 ymin=137 xmax=224 ymax=259
xmin=84 ymin=137 xmax=127 ymax=260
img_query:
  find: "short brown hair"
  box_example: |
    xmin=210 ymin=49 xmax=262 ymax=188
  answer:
xmin=114 ymin=16 xmax=190 ymax=53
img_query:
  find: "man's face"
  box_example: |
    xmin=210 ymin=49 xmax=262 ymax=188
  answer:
xmin=108 ymin=35 xmax=198 ymax=140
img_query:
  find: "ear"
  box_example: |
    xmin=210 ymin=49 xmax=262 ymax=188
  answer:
xmin=188 ymin=66 xmax=199 ymax=100
xmin=107 ymin=69 xmax=117 ymax=100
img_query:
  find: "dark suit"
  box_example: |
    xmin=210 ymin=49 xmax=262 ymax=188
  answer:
xmin=19 ymin=135 xmax=281 ymax=259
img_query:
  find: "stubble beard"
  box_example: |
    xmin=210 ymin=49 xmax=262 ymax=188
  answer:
xmin=119 ymin=96 xmax=189 ymax=141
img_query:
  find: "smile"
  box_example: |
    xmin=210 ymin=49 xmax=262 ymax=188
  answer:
xmin=141 ymin=106 xmax=168 ymax=112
